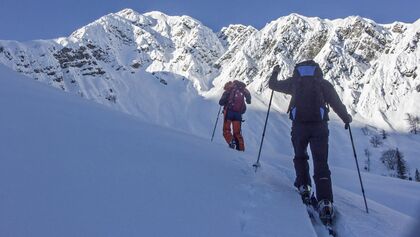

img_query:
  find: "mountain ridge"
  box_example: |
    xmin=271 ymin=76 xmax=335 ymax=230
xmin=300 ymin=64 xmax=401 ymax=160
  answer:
xmin=0 ymin=8 xmax=419 ymax=133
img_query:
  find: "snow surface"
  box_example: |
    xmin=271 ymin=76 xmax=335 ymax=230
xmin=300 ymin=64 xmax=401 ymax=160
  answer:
xmin=0 ymin=65 xmax=419 ymax=237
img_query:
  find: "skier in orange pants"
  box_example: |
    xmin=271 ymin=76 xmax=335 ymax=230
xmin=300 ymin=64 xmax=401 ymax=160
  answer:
xmin=219 ymin=80 xmax=251 ymax=151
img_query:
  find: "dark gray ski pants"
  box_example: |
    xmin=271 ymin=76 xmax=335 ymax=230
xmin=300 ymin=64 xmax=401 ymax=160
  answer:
xmin=291 ymin=122 xmax=333 ymax=202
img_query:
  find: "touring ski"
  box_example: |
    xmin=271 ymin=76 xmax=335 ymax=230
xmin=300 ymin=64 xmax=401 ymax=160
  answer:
xmin=301 ymin=193 xmax=337 ymax=237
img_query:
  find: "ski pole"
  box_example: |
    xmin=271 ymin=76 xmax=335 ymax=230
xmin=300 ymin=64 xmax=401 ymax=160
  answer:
xmin=347 ymin=124 xmax=369 ymax=213
xmin=211 ymin=106 xmax=222 ymax=142
xmin=253 ymin=90 xmax=274 ymax=172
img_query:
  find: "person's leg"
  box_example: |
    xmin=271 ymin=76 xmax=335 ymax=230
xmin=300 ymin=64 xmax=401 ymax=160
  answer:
xmin=309 ymin=123 xmax=332 ymax=202
xmin=291 ymin=123 xmax=311 ymax=188
xmin=223 ymin=119 xmax=233 ymax=145
xmin=223 ymin=110 xmax=235 ymax=146
xmin=233 ymin=121 xmax=244 ymax=151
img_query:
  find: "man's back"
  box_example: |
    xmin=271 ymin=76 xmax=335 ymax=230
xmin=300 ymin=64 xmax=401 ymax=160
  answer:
xmin=268 ymin=63 xmax=350 ymax=124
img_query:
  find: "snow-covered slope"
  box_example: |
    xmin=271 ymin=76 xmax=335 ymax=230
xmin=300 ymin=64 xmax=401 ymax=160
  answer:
xmin=0 ymin=65 xmax=419 ymax=237
xmin=0 ymin=65 xmax=313 ymax=237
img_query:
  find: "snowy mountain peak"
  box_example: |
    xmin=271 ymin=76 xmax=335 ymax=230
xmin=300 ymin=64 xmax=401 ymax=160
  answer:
xmin=218 ymin=24 xmax=257 ymax=49
xmin=116 ymin=8 xmax=141 ymax=16
xmin=0 ymin=10 xmax=419 ymax=132
xmin=144 ymin=10 xmax=170 ymax=19
xmin=115 ymin=8 xmax=155 ymax=26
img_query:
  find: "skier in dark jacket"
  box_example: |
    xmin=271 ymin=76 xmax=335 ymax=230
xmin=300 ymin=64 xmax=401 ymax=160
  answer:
xmin=268 ymin=60 xmax=352 ymax=223
xmin=219 ymin=80 xmax=251 ymax=151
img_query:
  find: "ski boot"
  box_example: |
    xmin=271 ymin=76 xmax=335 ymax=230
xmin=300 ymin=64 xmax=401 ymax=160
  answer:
xmin=298 ymin=185 xmax=312 ymax=205
xmin=318 ymin=199 xmax=335 ymax=225
xmin=229 ymin=139 xmax=236 ymax=149
xmin=234 ymin=138 xmax=242 ymax=151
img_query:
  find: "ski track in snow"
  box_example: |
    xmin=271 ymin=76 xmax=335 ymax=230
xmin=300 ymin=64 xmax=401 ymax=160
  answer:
xmin=255 ymin=154 xmax=419 ymax=237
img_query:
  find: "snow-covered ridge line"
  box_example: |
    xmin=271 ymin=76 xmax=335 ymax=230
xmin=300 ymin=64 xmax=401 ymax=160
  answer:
xmin=0 ymin=8 xmax=419 ymax=133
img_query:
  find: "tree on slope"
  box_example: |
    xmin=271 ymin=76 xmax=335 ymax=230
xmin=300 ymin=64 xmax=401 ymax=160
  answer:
xmin=361 ymin=126 xmax=370 ymax=136
xmin=381 ymin=129 xmax=388 ymax=139
xmin=406 ymin=113 xmax=419 ymax=134
xmin=395 ymin=149 xmax=408 ymax=180
xmin=370 ymin=135 xmax=383 ymax=148
xmin=415 ymin=169 xmax=420 ymax=182
xmin=364 ymin=148 xmax=371 ymax=172
xmin=381 ymin=149 xmax=397 ymax=170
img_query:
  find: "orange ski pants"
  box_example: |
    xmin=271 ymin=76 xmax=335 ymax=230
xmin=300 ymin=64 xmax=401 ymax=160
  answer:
xmin=223 ymin=116 xmax=245 ymax=151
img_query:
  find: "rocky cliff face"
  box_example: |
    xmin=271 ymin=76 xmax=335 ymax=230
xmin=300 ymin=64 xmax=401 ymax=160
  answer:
xmin=0 ymin=9 xmax=419 ymax=131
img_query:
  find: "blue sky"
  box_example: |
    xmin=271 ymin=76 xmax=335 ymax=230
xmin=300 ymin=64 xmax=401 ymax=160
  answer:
xmin=0 ymin=0 xmax=419 ymax=41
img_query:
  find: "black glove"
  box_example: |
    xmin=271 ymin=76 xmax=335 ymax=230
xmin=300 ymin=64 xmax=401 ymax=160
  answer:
xmin=344 ymin=114 xmax=352 ymax=130
xmin=273 ymin=65 xmax=280 ymax=73
xmin=346 ymin=114 xmax=352 ymax=123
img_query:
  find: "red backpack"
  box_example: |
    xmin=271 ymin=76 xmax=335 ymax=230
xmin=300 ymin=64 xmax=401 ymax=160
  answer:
xmin=227 ymin=81 xmax=247 ymax=114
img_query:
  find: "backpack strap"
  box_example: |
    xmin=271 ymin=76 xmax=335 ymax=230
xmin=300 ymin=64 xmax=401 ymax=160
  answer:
xmin=287 ymin=79 xmax=298 ymax=113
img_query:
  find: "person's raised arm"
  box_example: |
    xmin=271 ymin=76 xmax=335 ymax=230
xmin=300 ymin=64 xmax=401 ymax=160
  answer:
xmin=268 ymin=65 xmax=294 ymax=95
